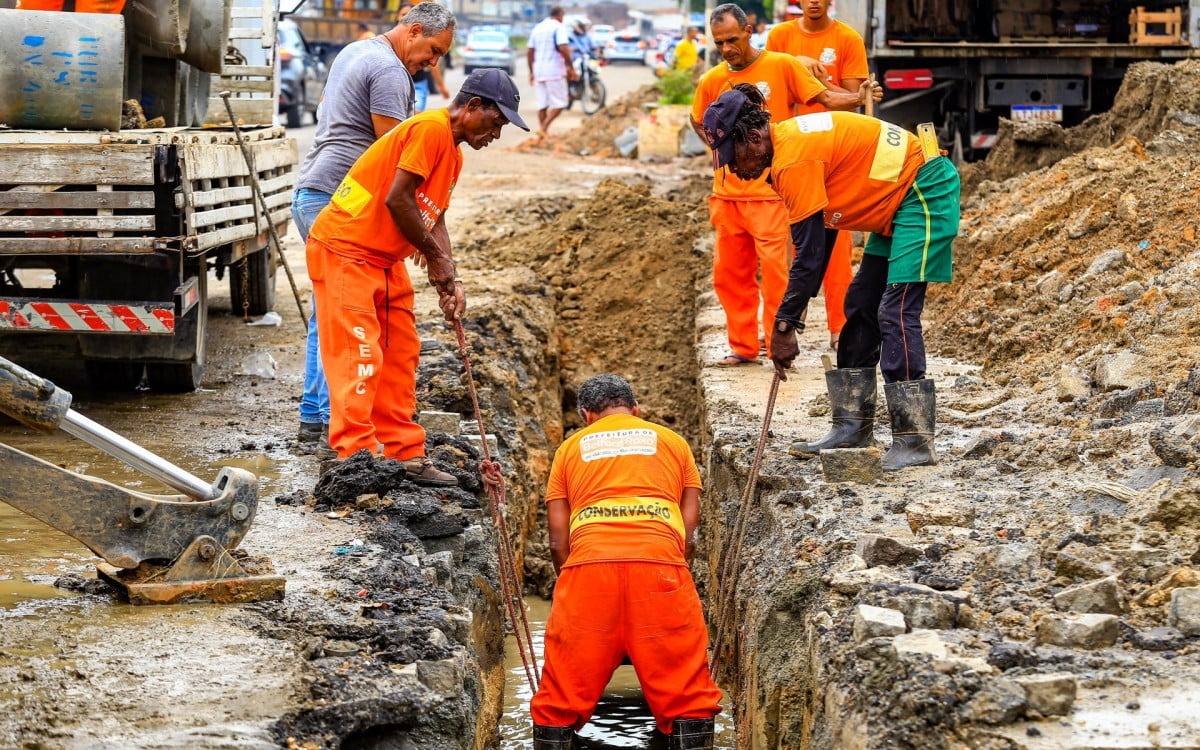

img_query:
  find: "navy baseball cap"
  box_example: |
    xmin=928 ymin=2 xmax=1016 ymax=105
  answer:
xmin=459 ymin=68 xmax=530 ymax=131
xmin=702 ymin=89 xmax=749 ymax=170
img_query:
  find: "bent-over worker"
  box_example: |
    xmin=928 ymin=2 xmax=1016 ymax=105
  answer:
xmin=702 ymin=84 xmax=960 ymax=471
xmin=530 ymin=374 xmax=722 ymax=750
xmin=305 ymin=69 xmax=528 ymax=484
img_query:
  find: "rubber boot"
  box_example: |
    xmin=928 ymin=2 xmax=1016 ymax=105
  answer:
xmin=882 ymin=378 xmax=938 ymax=471
xmin=668 ymin=718 xmax=715 ymax=750
xmin=533 ymin=725 xmax=574 ymax=750
xmin=789 ymin=367 xmax=877 ymax=457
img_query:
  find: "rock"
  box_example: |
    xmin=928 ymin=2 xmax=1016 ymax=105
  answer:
xmin=1130 ymin=398 xmax=1165 ymax=421
xmin=885 ymin=591 xmax=958 ymax=630
xmin=853 ymin=604 xmax=907 ymax=643
xmin=893 ymin=629 xmax=947 ymax=659
xmin=1147 ymin=482 xmax=1200 ymax=530
xmin=827 ymin=566 xmax=903 ymax=596
xmin=1086 ymin=249 xmax=1127 ymax=276
xmin=1167 ymin=587 xmax=1200 ymax=636
xmin=917 ymin=574 xmax=964 ymax=591
xmin=1053 ymin=576 xmax=1126 ymax=614
xmin=987 ymin=641 xmax=1038 ymax=671
xmin=1035 ymin=613 xmax=1120 ymax=649
xmin=417 ymin=654 xmax=464 ymax=696
xmin=962 ymin=431 xmax=1000 ymax=459
xmin=907 ymin=500 xmax=976 ymax=533
xmin=962 ymin=679 xmax=1027 ymax=725
xmin=977 ymin=543 xmax=1039 ymax=580
xmin=423 ymin=551 xmax=456 ymax=589
xmin=856 ymin=534 xmax=922 ymax=568
xmin=419 ymin=410 xmax=462 ymax=436
xmin=1055 ymin=549 xmax=1109 ymax=580
xmin=820 ymin=447 xmax=883 ymax=484
xmin=1113 ymin=546 xmax=1173 ymax=583
xmin=1095 ymin=353 xmax=1142 ymax=392
xmin=1149 ymin=426 xmax=1200 ymax=468
xmin=1128 ymin=626 xmax=1187 ymax=652
xmin=1035 ymin=270 xmax=1067 ymax=298
xmin=1014 ymin=674 xmax=1077 ymax=717
xmin=1135 ymin=567 xmax=1200 ymax=607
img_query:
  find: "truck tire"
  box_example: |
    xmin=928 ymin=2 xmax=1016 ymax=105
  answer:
xmin=84 ymin=361 xmax=145 ymax=391
xmin=147 ymin=272 xmax=207 ymax=393
xmin=230 ymin=243 xmax=278 ymax=317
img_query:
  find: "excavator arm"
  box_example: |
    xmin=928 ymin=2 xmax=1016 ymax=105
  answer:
xmin=0 ymin=355 xmax=284 ymax=605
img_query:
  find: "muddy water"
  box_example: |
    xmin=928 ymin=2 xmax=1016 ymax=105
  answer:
xmin=499 ymin=597 xmax=736 ymax=749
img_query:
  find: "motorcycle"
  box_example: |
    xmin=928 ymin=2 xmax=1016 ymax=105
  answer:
xmin=568 ymin=55 xmax=607 ymax=115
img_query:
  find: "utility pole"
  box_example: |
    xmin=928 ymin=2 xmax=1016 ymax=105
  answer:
xmin=703 ymin=0 xmax=714 ymax=69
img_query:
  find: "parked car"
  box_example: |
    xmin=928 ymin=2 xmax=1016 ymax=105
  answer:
xmin=605 ymin=31 xmax=647 ymax=64
xmin=461 ymin=28 xmax=516 ymax=75
xmin=590 ymin=23 xmax=616 ymax=48
xmin=277 ymin=18 xmax=327 ymax=128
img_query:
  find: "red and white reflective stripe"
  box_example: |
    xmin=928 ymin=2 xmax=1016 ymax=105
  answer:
xmin=972 ymin=133 xmax=998 ymax=150
xmin=0 ymin=300 xmax=174 ymax=333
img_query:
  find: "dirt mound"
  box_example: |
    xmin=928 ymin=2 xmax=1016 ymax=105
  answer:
xmin=928 ymin=60 xmax=1200 ymax=415
xmin=515 ymin=83 xmax=660 ymax=157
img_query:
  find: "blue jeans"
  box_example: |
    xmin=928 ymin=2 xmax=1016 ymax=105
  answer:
xmin=414 ymin=77 xmax=429 ymax=112
xmin=291 ymin=187 xmax=333 ymax=424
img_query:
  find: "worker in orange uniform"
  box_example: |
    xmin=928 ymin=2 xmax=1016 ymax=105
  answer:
xmin=690 ymin=3 xmax=880 ymax=367
xmin=15 ymin=0 xmax=125 ymax=11
xmin=530 ymin=374 xmax=722 ymax=750
xmin=702 ymin=84 xmax=959 ymax=471
xmin=767 ymin=0 xmax=874 ymax=350
xmin=305 ymin=69 xmax=529 ymax=484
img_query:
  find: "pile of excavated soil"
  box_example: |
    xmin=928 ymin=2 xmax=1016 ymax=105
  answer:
xmin=929 ymin=60 xmax=1200 ymax=420
xmin=515 ymin=84 xmax=661 ymax=157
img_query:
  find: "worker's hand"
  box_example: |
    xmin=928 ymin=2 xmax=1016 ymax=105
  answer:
xmin=567 ymin=67 xmax=579 ymax=82
xmin=797 ymin=55 xmax=827 ymax=81
xmin=439 ymin=84 xmax=450 ymax=98
xmin=770 ymin=328 xmax=799 ymax=381
xmin=437 ymin=281 xmax=466 ymax=323
xmin=529 ymin=71 xmax=535 ymax=85
xmin=859 ymin=78 xmax=883 ymax=106
xmin=411 ymin=251 xmax=428 ymax=270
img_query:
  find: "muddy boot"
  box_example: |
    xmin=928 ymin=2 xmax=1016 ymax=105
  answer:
xmin=882 ymin=378 xmax=938 ymax=471
xmin=668 ymin=718 xmax=714 ymax=750
xmin=789 ymin=367 xmax=877 ymax=457
xmin=399 ymin=456 xmax=458 ymax=487
xmin=314 ymin=425 xmax=337 ymax=460
xmin=533 ymin=725 xmax=574 ymax=750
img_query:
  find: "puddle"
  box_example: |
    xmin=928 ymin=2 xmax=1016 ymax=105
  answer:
xmin=500 ymin=597 xmax=736 ymax=749
xmin=1003 ymin=683 xmax=1200 ymax=749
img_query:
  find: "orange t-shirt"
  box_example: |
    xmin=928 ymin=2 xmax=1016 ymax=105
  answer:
xmin=546 ymin=413 xmax=702 ymax=568
xmin=769 ymin=111 xmax=924 ymax=236
xmin=309 ymin=109 xmax=462 ymax=268
xmin=692 ymin=50 xmax=827 ymax=200
xmin=765 ymin=20 xmax=869 ymax=116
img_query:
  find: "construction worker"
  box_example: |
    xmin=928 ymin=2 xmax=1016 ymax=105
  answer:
xmin=690 ymin=3 xmax=880 ymax=367
xmin=530 ymin=374 xmax=722 ymax=750
xmin=293 ymin=1 xmax=455 ymax=458
xmin=702 ymin=84 xmax=959 ymax=470
xmin=673 ymin=26 xmax=702 ymax=73
xmin=767 ymin=0 xmax=873 ymax=350
xmin=305 ymin=69 xmax=529 ymax=483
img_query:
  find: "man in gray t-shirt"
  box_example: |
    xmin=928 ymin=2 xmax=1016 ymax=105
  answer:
xmin=291 ymin=2 xmax=456 ymax=456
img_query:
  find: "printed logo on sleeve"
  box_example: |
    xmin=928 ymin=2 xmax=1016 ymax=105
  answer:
xmin=331 ymin=175 xmax=373 ymax=217
xmin=579 ymin=428 xmax=659 ymax=462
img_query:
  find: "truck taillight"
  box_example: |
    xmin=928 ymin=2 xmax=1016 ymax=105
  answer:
xmin=464 ymin=45 xmax=473 ymax=52
xmin=883 ymin=69 xmax=934 ymax=89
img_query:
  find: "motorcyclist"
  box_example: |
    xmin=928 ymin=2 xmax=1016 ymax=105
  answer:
xmin=569 ymin=19 xmax=599 ymax=63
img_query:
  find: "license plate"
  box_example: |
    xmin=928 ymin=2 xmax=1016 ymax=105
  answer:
xmin=1010 ymin=104 xmax=1062 ymax=122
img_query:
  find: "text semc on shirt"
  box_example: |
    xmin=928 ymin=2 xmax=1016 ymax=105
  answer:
xmin=309 ymin=109 xmax=462 ymax=268
xmin=547 ymin=413 xmax=702 ymax=569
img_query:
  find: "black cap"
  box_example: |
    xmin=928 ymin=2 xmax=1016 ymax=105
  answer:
xmin=702 ymin=89 xmax=748 ymax=170
xmin=458 ymin=68 xmax=530 ymax=131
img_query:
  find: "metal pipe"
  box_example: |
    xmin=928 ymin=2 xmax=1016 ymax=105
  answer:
xmin=60 ymin=409 xmax=218 ymax=501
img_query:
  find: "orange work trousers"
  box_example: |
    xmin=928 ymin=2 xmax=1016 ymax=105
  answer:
xmin=709 ymin=197 xmax=789 ymax=360
xmin=823 ymin=230 xmax=852 ymax=334
xmin=530 ymin=561 xmax=723 ymax=735
xmin=16 ymin=0 xmax=127 ymax=11
xmin=307 ymin=238 xmax=426 ymax=460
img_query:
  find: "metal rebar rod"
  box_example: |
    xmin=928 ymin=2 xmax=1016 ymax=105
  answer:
xmin=60 ymin=409 xmax=218 ymax=501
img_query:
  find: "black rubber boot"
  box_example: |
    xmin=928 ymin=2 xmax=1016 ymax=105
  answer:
xmin=882 ymin=378 xmax=938 ymax=471
xmin=533 ymin=725 xmax=574 ymax=750
xmin=668 ymin=718 xmax=715 ymax=750
xmin=789 ymin=367 xmax=877 ymax=457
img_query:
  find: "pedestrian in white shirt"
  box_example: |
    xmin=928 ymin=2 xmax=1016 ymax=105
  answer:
xmin=526 ymin=5 xmax=578 ymax=137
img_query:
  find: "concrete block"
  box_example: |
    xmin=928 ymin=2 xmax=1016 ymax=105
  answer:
xmin=961 ymin=678 xmax=1027 ymax=724
xmin=977 ymin=543 xmax=1039 ymax=580
xmin=906 ymin=500 xmax=975 ymax=532
xmin=1168 ymin=587 xmax=1200 ymax=636
xmin=853 ymin=604 xmax=906 ymax=643
xmin=1095 ymin=352 xmax=1142 ymax=392
xmin=463 ymin=433 xmax=499 ymax=457
xmin=893 ymin=629 xmax=947 ymax=659
xmin=827 ymin=566 xmax=902 ymax=596
xmin=1035 ymin=613 xmax=1120 ymax=649
xmin=1053 ymin=575 xmax=1126 ymax=614
xmin=1014 ymin=674 xmax=1077 ymax=717
xmin=419 ymin=410 xmax=463 ymax=435
xmin=1057 ymin=365 xmax=1089 ymax=402
xmin=886 ymin=591 xmax=958 ymax=630
xmin=855 ymin=533 xmax=922 ymax=568
xmin=820 ymin=447 xmax=882 ymax=484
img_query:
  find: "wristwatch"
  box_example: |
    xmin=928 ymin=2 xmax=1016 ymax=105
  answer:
xmin=775 ymin=319 xmax=802 ymax=334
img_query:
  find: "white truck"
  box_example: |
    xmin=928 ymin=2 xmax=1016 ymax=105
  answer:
xmin=833 ymin=0 xmax=1200 ymax=159
xmin=0 ymin=0 xmax=296 ymax=391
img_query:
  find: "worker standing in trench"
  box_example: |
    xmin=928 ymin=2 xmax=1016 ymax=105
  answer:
xmin=689 ymin=3 xmax=880 ymax=368
xmin=529 ymin=374 xmax=722 ymax=750
xmin=702 ymin=84 xmax=960 ymax=470
xmin=305 ymin=69 xmax=528 ymax=482
xmin=766 ymin=0 xmax=874 ymax=351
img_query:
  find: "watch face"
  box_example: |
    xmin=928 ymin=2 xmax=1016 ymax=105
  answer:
xmin=777 ymin=321 xmax=791 ymax=333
